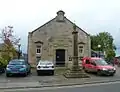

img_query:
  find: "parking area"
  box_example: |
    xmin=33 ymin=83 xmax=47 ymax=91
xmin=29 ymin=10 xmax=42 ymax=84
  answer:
xmin=0 ymin=68 xmax=65 ymax=83
xmin=0 ymin=66 xmax=120 ymax=83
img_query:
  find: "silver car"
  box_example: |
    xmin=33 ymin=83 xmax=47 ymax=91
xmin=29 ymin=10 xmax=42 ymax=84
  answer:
xmin=36 ymin=60 xmax=54 ymax=75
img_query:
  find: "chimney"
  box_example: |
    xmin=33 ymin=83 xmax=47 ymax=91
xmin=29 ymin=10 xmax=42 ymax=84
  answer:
xmin=56 ymin=10 xmax=65 ymax=22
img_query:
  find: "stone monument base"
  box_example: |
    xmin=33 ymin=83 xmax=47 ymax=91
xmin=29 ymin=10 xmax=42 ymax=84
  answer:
xmin=64 ymin=69 xmax=90 ymax=78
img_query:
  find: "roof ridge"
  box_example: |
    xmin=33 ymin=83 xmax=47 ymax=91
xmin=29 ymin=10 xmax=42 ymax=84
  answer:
xmin=30 ymin=15 xmax=89 ymax=37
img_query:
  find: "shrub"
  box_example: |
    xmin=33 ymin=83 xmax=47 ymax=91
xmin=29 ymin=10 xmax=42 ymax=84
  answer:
xmin=0 ymin=57 xmax=8 ymax=68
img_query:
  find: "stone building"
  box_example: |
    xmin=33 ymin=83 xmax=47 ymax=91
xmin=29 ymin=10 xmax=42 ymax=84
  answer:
xmin=28 ymin=10 xmax=91 ymax=67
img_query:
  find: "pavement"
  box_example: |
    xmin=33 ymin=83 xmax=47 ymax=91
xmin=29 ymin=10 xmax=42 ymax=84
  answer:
xmin=0 ymin=65 xmax=120 ymax=90
xmin=4 ymin=81 xmax=120 ymax=92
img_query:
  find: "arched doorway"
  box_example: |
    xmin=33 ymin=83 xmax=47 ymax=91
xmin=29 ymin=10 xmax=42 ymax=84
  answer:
xmin=56 ymin=49 xmax=65 ymax=66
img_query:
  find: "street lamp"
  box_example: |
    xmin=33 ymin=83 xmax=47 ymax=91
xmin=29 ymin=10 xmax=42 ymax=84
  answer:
xmin=98 ymin=44 xmax=101 ymax=58
xmin=18 ymin=43 xmax=21 ymax=59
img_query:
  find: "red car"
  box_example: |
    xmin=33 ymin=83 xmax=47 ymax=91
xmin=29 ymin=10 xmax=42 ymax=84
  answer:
xmin=82 ymin=57 xmax=116 ymax=76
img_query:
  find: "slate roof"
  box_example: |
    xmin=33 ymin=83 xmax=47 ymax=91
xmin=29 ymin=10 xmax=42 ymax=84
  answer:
xmin=30 ymin=11 xmax=89 ymax=36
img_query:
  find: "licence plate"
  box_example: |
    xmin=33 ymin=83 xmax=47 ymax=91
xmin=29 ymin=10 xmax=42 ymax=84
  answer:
xmin=109 ymin=70 xmax=114 ymax=73
xmin=43 ymin=66 xmax=48 ymax=68
xmin=12 ymin=71 xmax=18 ymax=73
xmin=12 ymin=69 xmax=18 ymax=72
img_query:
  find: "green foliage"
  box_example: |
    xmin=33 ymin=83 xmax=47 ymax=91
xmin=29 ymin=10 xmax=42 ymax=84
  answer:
xmin=0 ymin=57 xmax=8 ymax=67
xmin=0 ymin=26 xmax=20 ymax=65
xmin=91 ymin=32 xmax=116 ymax=60
xmin=106 ymin=49 xmax=116 ymax=59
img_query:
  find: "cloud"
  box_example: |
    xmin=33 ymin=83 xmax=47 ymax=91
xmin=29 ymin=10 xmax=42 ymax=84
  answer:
xmin=0 ymin=0 xmax=120 ymax=55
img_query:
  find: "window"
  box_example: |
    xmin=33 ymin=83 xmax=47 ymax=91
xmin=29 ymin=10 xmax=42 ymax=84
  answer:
xmin=86 ymin=59 xmax=90 ymax=64
xmin=93 ymin=59 xmax=108 ymax=65
xmin=36 ymin=45 xmax=41 ymax=54
xmin=79 ymin=46 xmax=83 ymax=48
xmin=37 ymin=48 xmax=41 ymax=53
xmin=9 ymin=61 xmax=25 ymax=65
xmin=79 ymin=46 xmax=83 ymax=53
xmin=79 ymin=49 xmax=83 ymax=53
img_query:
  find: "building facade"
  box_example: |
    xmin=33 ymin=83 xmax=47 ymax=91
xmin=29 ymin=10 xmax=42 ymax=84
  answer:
xmin=28 ymin=10 xmax=91 ymax=67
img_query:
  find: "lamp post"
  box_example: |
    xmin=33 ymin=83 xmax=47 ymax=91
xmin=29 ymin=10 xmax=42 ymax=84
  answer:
xmin=64 ymin=23 xmax=89 ymax=78
xmin=98 ymin=44 xmax=101 ymax=58
xmin=18 ymin=43 xmax=21 ymax=59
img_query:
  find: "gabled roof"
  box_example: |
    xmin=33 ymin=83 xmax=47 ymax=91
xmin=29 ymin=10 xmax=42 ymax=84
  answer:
xmin=65 ymin=17 xmax=90 ymax=36
xmin=30 ymin=11 xmax=89 ymax=36
xmin=31 ymin=18 xmax=55 ymax=34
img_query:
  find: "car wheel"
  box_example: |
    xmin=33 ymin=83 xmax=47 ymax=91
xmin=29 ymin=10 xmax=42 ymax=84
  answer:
xmin=83 ymin=66 xmax=85 ymax=70
xmin=110 ymin=73 xmax=115 ymax=76
xmin=84 ymin=68 xmax=89 ymax=73
xmin=6 ymin=73 xmax=10 ymax=77
xmin=97 ymin=70 xmax=102 ymax=76
xmin=28 ymin=69 xmax=31 ymax=74
xmin=37 ymin=72 xmax=40 ymax=76
xmin=23 ymin=72 xmax=27 ymax=77
xmin=37 ymin=71 xmax=40 ymax=76
xmin=29 ymin=69 xmax=31 ymax=73
xmin=85 ymin=70 xmax=88 ymax=73
xmin=2 ymin=68 xmax=5 ymax=73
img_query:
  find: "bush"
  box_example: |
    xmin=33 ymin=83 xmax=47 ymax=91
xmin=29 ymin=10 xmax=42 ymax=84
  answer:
xmin=0 ymin=57 xmax=8 ymax=68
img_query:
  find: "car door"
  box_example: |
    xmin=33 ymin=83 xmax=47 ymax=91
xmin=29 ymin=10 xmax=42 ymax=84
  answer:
xmin=85 ymin=59 xmax=93 ymax=72
xmin=90 ymin=61 xmax=97 ymax=72
xmin=25 ymin=62 xmax=30 ymax=72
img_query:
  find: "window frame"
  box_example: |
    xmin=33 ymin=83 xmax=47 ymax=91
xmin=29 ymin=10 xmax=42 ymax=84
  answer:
xmin=85 ymin=59 xmax=90 ymax=64
xmin=36 ymin=45 xmax=42 ymax=54
xmin=79 ymin=45 xmax=84 ymax=53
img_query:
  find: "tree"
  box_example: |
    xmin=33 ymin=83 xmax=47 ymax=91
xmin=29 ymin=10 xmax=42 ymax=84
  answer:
xmin=0 ymin=26 xmax=20 ymax=66
xmin=91 ymin=32 xmax=116 ymax=60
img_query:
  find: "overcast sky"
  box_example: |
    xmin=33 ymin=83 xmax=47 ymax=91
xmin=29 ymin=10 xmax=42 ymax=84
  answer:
xmin=0 ymin=0 xmax=120 ymax=56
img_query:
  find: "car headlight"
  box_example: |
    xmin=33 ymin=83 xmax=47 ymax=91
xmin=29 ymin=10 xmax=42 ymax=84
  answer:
xmin=6 ymin=68 xmax=10 ymax=70
xmin=20 ymin=68 xmax=26 ymax=71
xmin=102 ymin=68 xmax=108 ymax=71
xmin=22 ymin=65 xmax=26 ymax=68
xmin=113 ymin=67 xmax=116 ymax=70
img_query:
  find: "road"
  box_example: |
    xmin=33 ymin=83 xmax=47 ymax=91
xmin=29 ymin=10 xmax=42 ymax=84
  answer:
xmin=3 ymin=81 xmax=120 ymax=92
xmin=0 ymin=66 xmax=120 ymax=92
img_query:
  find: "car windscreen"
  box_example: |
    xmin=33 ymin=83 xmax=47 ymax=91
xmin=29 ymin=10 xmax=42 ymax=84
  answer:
xmin=39 ymin=61 xmax=53 ymax=65
xmin=9 ymin=61 xmax=25 ymax=65
xmin=93 ymin=59 xmax=108 ymax=65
